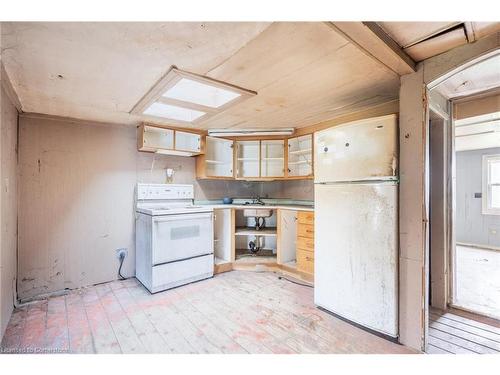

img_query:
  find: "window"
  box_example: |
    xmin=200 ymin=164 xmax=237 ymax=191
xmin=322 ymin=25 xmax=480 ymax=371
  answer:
xmin=131 ymin=67 xmax=256 ymax=125
xmin=482 ymin=154 xmax=500 ymax=215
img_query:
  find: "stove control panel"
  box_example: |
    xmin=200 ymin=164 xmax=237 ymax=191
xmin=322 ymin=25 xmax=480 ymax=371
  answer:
xmin=137 ymin=184 xmax=194 ymax=200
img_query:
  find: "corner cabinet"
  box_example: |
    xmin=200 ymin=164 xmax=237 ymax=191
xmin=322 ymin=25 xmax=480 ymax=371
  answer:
xmin=236 ymin=141 xmax=261 ymax=179
xmin=138 ymin=124 xmax=203 ymax=156
xmin=261 ymin=140 xmax=285 ymax=178
xmin=196 ymin=136 xmax=234 ymax=179
xmin=287 ymin=134 xmax=313 ymax=178
xmin=195 ymin=134 xmax=313 ymax=181
xmin=236 ymin=140 xmax=285 ymax=179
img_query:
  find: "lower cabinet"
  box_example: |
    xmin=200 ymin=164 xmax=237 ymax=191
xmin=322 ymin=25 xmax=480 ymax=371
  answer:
xmin=213 ymin=208 xmax=234 ymax=273
xmin=296 ymin=211 xmax=315 ymax=275
xmin=216 ymin=207 xmax=314 ymax=278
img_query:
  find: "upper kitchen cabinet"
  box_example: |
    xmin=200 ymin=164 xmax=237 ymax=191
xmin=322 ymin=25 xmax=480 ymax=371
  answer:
xmin=137 ymin=124 xmax=203 ymax=156
xmin=287 ymin=134 xmax=313 ymax=178
xmin=196 ymin=136 xmax=234 ymax=179
xmin=175 ymin=130 xmax=202 ymax=153
xmin=261 ymin=140 xmax=285 ymax=178
xmin=138 ymin=124 xmax=174 ymax=152
xmin=236 ymin=140 xmax=260 ymax=179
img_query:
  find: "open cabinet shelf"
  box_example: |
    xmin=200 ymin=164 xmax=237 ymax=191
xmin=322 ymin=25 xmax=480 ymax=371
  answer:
xmin=235 ymin=227 xmax=277 ymax=236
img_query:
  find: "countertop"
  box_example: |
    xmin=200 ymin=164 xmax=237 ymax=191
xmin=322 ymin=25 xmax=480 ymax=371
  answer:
xmin=194 ymin=199 xmax=314 ymax=212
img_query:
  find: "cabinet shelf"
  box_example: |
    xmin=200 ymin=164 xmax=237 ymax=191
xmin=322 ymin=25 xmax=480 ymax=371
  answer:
xmin=206 ymin=160 xmax=229 ymax=164
xmin=262 ymin=157 xmax=284 ymax=161
xmin=288 ymin=160 xmax=311 ymax=165
xmin=289 ymin=148 xmax=312 ymax=155
xmin=235 ymin=227 xmax=277 ymax=236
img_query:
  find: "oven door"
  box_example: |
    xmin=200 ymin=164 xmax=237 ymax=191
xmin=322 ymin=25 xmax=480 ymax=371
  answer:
xmin=151 ymin=212 xmax=213 ymax=265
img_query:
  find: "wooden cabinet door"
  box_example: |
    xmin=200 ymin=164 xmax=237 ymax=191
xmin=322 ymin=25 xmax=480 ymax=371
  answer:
xmin=205 ymin=136 xmax=234 ymax=177
xmin=287 ymin=134 xmax=313 ymax=177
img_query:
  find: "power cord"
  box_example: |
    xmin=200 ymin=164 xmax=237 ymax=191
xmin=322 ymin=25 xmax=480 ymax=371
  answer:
xmin=278 ymin=275 xmax=313 ymax=288
xmin=118 ymin=252 xmax=126 ymax=280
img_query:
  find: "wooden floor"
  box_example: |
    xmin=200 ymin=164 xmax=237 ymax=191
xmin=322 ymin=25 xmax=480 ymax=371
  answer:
xmin=1 ymin=271 xmax=415 ymax=354
xmin=455 ymin=245 xmax=500 ymax=319
xmin=427 ymin=308 xmax=500 ymax=354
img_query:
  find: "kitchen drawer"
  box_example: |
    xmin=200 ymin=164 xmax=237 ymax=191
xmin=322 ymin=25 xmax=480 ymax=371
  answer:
xmin=297 ymin=236 xmax=314 ymax=252
xmin=297 ymin=223 xmax=314 ymax=238
xmin=297 ymin=211 xmax=314 ymax=225
xmin=297 ymin=249 xmax=314 ymax=274
xmin=150 ymin=254 xmax=214 ymax=293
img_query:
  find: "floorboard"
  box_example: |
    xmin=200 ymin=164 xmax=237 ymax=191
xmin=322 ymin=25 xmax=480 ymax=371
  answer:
xmin=427 ymin=308 xmax=500 ymax=355
xmin=1 ymin=271 xmax=417 ymax=354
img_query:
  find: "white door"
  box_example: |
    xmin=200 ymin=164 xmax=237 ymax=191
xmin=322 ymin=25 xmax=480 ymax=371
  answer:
xmin=214 ymin=209 xmax=232 ymax=262
xmin=152 ymin=213 xmax=213 ymax=265
xmin=314 ymin=114 xmax=398 ymax=183
xmin=314 ymin=182 xmax=398 ymax=337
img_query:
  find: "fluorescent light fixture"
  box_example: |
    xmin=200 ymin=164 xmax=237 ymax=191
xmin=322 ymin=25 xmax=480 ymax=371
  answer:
xmin=144 ymin=102 xmax=206 ymax=122
xmin=162 ymin=78 xmax=241 ymax=108
xmin=208 ymin=128 xmax=295 ymax=137
xmin=131 ymin=67 xmax=256 ymax=125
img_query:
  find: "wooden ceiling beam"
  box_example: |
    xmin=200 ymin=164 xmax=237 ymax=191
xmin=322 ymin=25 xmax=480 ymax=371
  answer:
xmin=326 ymin=22 xmax=417 ymax=76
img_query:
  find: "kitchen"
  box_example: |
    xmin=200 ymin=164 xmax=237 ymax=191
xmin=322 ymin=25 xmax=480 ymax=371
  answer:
xmin=1 ymin=10 xmax=500 ymax=367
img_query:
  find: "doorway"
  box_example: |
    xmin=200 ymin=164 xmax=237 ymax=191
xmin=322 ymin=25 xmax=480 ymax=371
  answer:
xmin=425 ymin=51 xmax=500 ymax=353
xmin=451 ymin=105 xmax=500 ymax=319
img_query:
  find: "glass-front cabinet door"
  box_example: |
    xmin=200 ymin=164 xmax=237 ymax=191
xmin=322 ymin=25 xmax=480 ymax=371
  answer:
xmin=236 ymin=141 xmax=260 ymax=178
xmin=261 ymin=140 xmax=285 ymax=178
xmin=287 ymin=134 xmax=313 ymax=177
xmin=175 ymin=131 xmax=201 ymax=153
xmin=204 ymin=136 xmax=234 ymax=177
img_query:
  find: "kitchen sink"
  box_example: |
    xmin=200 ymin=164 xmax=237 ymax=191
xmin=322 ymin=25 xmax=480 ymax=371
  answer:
xmin=243 ymin=209 xmax=273 ymax=218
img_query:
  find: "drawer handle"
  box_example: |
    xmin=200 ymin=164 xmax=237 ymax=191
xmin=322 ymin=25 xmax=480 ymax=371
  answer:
xmin=305 ymin=256 xmax=313 ymax=261
xmin=306 ymin=229 xmax=313 ymax=233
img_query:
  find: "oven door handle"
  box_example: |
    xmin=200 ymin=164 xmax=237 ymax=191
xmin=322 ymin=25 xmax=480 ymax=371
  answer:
xmin=152 ymin=213 xmax=212 ymax=223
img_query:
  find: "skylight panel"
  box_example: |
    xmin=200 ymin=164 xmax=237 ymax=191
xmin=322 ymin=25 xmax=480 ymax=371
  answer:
xmin=162 ymin=78 xmax=241 ymax=108
xmin=131 ymin=67 xmax=257 ymax=125
xmin=143 ymin=102 xmax=206 ymax=122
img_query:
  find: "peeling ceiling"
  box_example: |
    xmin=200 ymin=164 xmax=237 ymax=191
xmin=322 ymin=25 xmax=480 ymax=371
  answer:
xmin=1 ymin=22 xmax=400 ymax=129
xmin=433 ymin=53 xmax=500 ymax=99
xmin=3 ymin=21 xmax=497 ymax=130
xmin=378 ymin=22 xmax=500 ymax=62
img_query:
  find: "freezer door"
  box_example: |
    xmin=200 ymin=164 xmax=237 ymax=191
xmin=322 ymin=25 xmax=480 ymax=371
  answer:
xmin=314 ymin=114 xmax=398 ymax=183
xmin=314 ymin=182 xmax=398 ymax=337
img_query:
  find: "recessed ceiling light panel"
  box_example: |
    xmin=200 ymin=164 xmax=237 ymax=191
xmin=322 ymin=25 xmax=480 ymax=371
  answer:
xmin=162 ymin=78 xmax=241 ymax=108
xmin=131 ymin=67 xmax=256 ymax=125
xmin=144 ymin=102 xmax=206 ymax=122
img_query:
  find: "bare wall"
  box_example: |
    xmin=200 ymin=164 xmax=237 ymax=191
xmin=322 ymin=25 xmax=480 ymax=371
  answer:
xmin=17 ymin=115 xmax=312 ymax=300
xmin=0 ymin=84 xmax=18 ymax=338
xmin=456 ymin=147 xmax=500 ymax=247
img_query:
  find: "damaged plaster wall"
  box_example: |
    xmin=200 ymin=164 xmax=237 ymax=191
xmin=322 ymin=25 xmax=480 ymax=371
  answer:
xmin=0 ymin=83 xmax=18 ymax=337
xmin=456 ymin=147 xmax=500 ymax=247
xmin=17 ymin=115 xmax=313 ymax=300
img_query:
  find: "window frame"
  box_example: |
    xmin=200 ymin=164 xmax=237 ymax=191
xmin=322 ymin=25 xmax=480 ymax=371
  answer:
xmin=482 ymin=154 xmax=500 ymax=215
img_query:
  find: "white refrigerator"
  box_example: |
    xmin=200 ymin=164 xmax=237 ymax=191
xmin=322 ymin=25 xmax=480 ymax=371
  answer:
xmin=314 ymin=114 xmax=399 ymax=338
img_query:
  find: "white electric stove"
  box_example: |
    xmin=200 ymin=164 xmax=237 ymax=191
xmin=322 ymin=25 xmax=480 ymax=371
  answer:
xmin=135 ymin=184 xmax=214 ymax=293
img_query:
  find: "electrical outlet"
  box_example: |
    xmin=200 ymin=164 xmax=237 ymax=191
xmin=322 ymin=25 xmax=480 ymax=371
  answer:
xmin=116 ymin=248 xmax=128 ymax=259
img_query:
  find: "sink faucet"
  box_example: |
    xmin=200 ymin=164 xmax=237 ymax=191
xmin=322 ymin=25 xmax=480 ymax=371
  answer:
xmin=251 ymin=196 xmax=265 ymax=205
